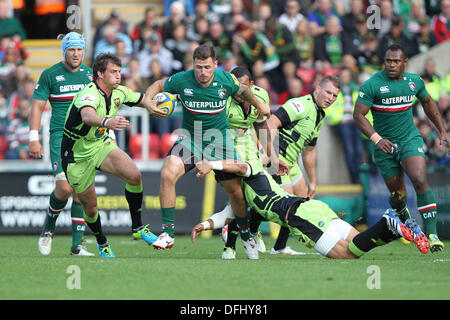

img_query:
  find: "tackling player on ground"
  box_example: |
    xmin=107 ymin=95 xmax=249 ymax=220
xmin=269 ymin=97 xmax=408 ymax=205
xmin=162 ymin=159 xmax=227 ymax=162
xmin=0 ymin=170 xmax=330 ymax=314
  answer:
xmin=30 ymin=32 xmax=94 ymax=256
xmin=191 ymin=159 xmax=429 ymax=258
xmin=353 ymin=44 xmax=449 ymax=253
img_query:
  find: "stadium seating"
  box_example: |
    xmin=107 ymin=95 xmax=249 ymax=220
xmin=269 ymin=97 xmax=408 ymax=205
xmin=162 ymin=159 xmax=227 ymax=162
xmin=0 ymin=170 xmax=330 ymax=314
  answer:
xmin=159 ymin=132 xmax=177 ymax=158
xmin=128 ymin=133 xmax=160 ymax=159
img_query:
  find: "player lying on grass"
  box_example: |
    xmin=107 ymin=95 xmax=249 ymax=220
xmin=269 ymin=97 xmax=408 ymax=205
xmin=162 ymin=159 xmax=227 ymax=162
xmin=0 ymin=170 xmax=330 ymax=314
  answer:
xmin=191 ymin=160 xmax=429 ymax=258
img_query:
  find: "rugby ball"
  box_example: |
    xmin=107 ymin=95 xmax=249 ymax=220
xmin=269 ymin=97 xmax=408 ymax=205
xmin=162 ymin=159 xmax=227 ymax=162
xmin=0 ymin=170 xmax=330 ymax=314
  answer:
xmin=153 ymin=92 xmax=177 ymax=117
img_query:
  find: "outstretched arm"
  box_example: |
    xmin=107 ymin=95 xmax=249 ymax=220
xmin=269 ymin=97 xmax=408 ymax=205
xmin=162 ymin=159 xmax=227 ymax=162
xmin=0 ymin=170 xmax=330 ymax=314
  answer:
xmin=195 ymin=160 xmax=251 ymax=179
xmin=236 ymin=83 xmax=271 ymax=117
xmin=137 ymin=78 xmax=170 ymax=118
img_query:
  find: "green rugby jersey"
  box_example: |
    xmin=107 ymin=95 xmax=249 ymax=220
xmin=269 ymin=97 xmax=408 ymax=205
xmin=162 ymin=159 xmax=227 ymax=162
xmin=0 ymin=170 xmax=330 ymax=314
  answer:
xmin=226 ymin=85 xmax=269 ymax=175
xmin=274 ymin=94 xmax=325 ymax=164
xmin=163 ymin=69 xmax=240 ymax=149
xmin=356 ymin=69 xmax=428 ymax=142
xmin=32 ymin=62 xmax=93 ymax=133
xmin=62 ymin=82 xmax=142 ymax=162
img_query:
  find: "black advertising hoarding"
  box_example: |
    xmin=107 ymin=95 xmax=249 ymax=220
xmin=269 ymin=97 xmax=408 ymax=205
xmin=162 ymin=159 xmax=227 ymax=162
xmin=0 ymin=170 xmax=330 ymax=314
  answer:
xmin=0 ymin=170 xmax=228 ymax=235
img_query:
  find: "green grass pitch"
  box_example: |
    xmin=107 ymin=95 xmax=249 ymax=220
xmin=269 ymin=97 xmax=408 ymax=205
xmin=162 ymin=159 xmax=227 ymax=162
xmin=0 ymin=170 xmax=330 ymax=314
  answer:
xmin=0 ymin=234 xmax=449 ymax=300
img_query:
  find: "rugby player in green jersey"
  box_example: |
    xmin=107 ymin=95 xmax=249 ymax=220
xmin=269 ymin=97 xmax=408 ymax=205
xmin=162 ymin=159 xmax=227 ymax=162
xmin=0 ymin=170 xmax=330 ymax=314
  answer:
xmin=206 ymin=67 xmax=304 ymax=259
xmin=61 ymin=53 xmax=166 ymax=257
xmin=191 ymin=159 xmax=428 ymax=258
xmin=144 ymin=43 xmax=274 ymax=257
xmin=29 ymin=32 xmax=95 ymax=256
xmin=354 ymin=44 xmax=449 ymax=253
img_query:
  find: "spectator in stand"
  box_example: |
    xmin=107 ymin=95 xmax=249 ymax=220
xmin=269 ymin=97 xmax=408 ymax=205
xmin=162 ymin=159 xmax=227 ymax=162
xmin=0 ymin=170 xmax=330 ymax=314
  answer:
xmin=0 ymin=43 xmax=22 ymax=76
xmin=294 ymin=18 xmax=314 ymax=69
xmin=403 ymin=0 xmax=428 ymax=38
xmin=93 ymin=23 xmax=133 ymax=58
xmin=325 ymin=68 xmax=361 ymax=183
xmin=6 ymin=98 xmax=33 ymax=160
xmin=343 ymin=14 xmax=370 ymax=59
xmin=432 ymin=0 xmax=450 ymax=42
xmin=1 ymin=63 xmax=31 ymax=98
xmin=278 ymin=77 xmax=307 ymax=104
xmin=129 ymin=8 xmax=160 ymax=44
xmin=307 ymin=0 xmax=341 ymax=36
xmin=378 ymin=15 xmax=419 ymax=60
xmin=164 ymin=23 xmax=191 ymax=71
xmin=278 ymin=0 xmax=305 ymax=32
xmin=162 ymin=1 xmax=188 ymax=42
xmin=342 ymin=0 xmax=365 ymax=33
xmin=221 ymin=0 xmax=251 ymax=33
xmin=164 ymin=0 xmax=195 ymax=17
xmin=313 ymin=15 xmax=347 ymax=68
xmin=255 ymin=74 xmax=280 ymax=105
xmin=137 ymin=33 xmax=179 ymax=79
xmin=377 ymin=0 xmax=395 ymax=39
xmin=0 ymin=0 xmax=26 ymax=40
xmin=265 ymin=16 xmax=300 ymax=67
xmin=415 ymin=16 xmax=439 ymax=54
xmin=232 ymin=21 xmax=280 ymax=89
xmin=210 ymin=0 xmax=232 ymax=22
xmin=186 ymin=16 xmax=209 ymax=43
xmin=357 ymin=32 xmax=383 ymax=75
xmin=93 ymin=9 xmax=129 ymax=55
xmin=217 ymin=50 xmax=238 ymax=72
xmin=203 ymin=21 xmax=233 ymax=62
xmin=115 ymin=40 xmax=132 ymax=78
xmin=420 ymin=58 xmax=442 ymax=102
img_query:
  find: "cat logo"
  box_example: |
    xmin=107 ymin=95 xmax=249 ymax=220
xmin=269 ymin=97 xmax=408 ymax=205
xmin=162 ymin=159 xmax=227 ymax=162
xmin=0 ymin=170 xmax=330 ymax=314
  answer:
xmin=218 ymin=89 xmax=227 ymax=98
xmin=409 ymin=82 xmax=415 ymax=92
xmin=114 ymin=98 xmax=121 ymax=107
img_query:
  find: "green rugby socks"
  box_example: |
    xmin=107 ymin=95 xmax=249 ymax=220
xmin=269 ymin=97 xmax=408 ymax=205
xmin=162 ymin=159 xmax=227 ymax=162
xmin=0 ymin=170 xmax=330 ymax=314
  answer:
xmin=70 ymin=201 xmax=85 ymax=249
xmin=161 ymin=207 xmax=175 ymax=237
xmin=235 ymin=215 xmax=250 ymax=241
xmin=417 ymin=189 xmax=437 ymax=235
xmin=45 ymin=191 xmax=68 ymax=232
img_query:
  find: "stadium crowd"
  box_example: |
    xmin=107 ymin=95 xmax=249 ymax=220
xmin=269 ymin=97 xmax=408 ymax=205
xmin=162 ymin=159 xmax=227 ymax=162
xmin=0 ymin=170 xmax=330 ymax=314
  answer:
xmin=0 ymin=0 xmax=448 ymax=173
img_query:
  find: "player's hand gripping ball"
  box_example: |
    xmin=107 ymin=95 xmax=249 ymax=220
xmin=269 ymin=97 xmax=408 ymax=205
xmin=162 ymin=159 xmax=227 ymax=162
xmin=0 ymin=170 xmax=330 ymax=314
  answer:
xmin=153 ymin=92 xmax=177 ymax=117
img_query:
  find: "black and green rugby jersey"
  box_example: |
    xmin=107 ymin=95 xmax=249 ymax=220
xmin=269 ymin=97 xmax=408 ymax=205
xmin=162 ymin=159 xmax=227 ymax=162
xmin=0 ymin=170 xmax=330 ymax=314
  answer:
xmin=61 ymin=82 xmax=142 ymax=162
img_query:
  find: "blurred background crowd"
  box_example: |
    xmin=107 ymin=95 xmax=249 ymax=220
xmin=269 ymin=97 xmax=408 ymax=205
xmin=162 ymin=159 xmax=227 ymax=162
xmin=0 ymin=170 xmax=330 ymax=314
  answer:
xmin=0 ymin=0 xmax=448 ymax=178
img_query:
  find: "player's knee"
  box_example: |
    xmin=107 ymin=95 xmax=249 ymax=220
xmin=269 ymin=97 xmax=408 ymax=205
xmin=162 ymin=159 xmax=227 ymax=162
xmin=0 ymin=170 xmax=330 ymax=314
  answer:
xmin=128 ymin=170 xmax=142 ymax=186
xmin=55 ymin=184 xmax=73 ymax=200
xmin=410 ymin=176 xmax=428 ymax=193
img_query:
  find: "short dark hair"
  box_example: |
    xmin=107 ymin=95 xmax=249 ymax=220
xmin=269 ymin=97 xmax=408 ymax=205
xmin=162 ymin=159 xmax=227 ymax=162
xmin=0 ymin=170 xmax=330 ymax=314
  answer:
xmin=193 ymin=43 xmax=216 ymax=61
xmin=92 ymin=53 xmax=122 ymax=80
xmin=385 ymin=44 xmax=407 ymax=59
xmin=319 ymin=75 xmax=341 ymax=90
xmin=231 ymin=66 xmax=252 ymax=81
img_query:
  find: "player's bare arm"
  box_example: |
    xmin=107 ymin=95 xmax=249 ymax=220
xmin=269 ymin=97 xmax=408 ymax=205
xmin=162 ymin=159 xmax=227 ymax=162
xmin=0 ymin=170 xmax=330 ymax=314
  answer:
xmin=420 ymin=93 xmax=449 ymax=154
xmin=195 ymin=160 xmax=250 ymax=179
xmin=254 ymin=118 xmax=289 ymax=176
xmin=138 ymin=78 xmax=170 ymax=117
xmin=28 ymin=98 xmax=48 ymax=158
xmin=236 ymin=83 xmax=271 ymax=117
xmin=353 ymin=100 xmax=398 ymax=153
xmin=80 ymin=106 xmax=129 ymax=130
xmin=301 ymin=145 xmax=317 ymax=198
